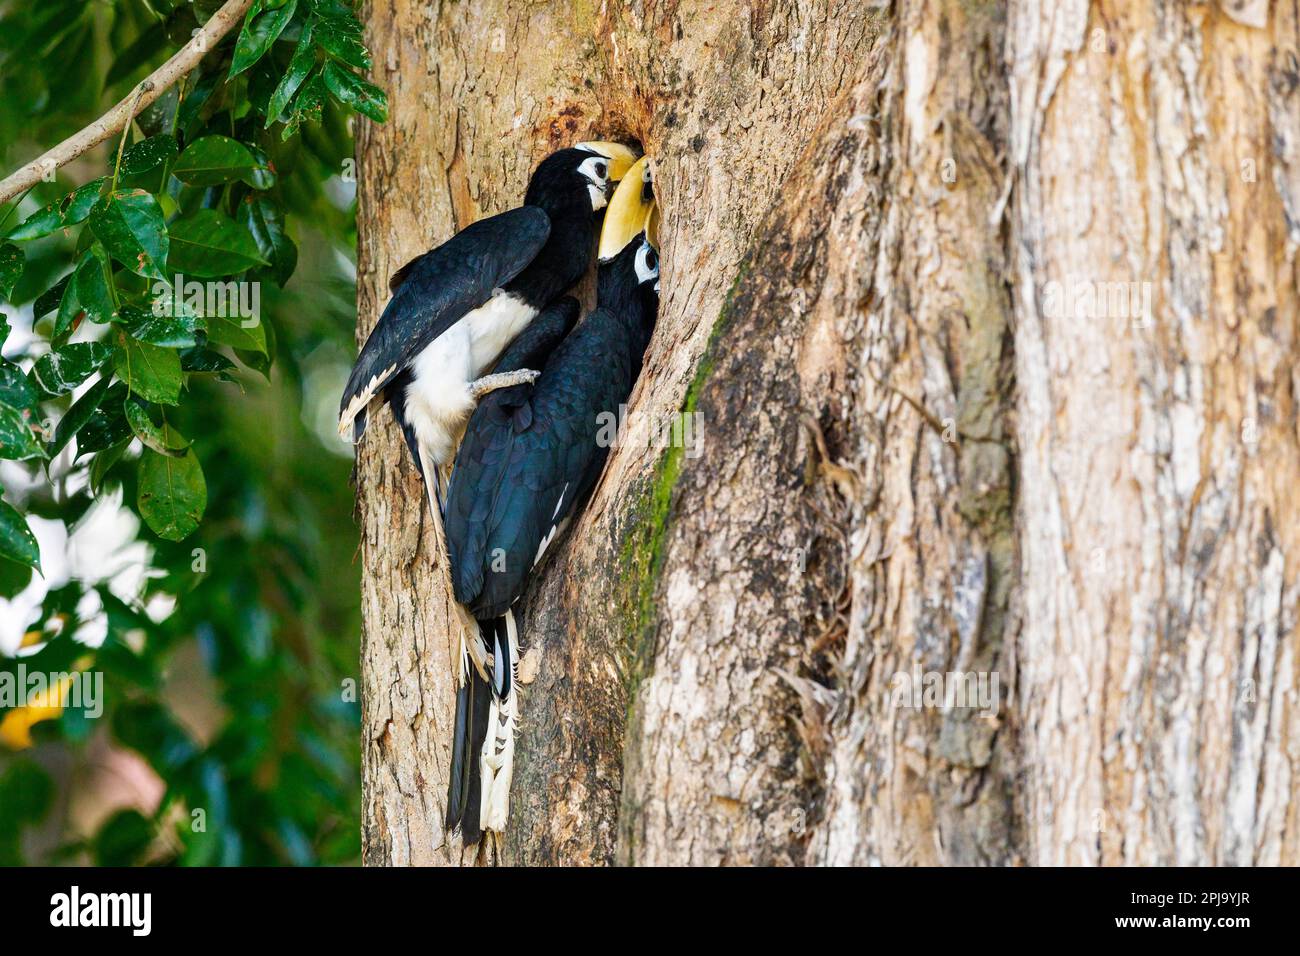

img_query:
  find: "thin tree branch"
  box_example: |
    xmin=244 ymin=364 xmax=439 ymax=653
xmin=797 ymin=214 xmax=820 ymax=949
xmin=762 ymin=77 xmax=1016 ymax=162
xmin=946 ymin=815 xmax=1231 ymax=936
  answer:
xmin=0 ymin=0 xmax=256 ymax=207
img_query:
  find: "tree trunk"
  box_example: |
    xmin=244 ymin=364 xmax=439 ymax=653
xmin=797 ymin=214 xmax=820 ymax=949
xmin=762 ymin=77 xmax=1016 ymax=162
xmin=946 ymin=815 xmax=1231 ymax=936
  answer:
xmin=354 ymin=0 xmax=1300 ymax=866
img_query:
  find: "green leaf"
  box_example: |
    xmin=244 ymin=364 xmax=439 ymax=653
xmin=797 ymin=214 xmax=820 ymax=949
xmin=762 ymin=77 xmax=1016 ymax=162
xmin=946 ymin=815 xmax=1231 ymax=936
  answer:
xmin=125 ymin=401 xmax=189 ymax=457
xmin=135 ymin=86 xmax=180 ymax=140
xmin=206 ymin=312 xmax=267 ymax=355
xmin=76 ymin=385 xmax=131 ymax=459
xmin=16 ymin=208 xmax=64 ymax=242
xmin=137 ymin=446 xmax=206 ymax=541
xmin=168 ymin=209 xmax=269 ymax=277
xmin=48 ymin=375 xmax=112 ymax=457
xmin=283 ymin=68 xmax=326 ymax=139
xmin=240 ymin=195 xmax=297 ymax=286
xmin=6 ymin=178 xmax=106 ymax=241
xmin=172 ymin=135 xmax=274 ymax=189
xmin=306 ymin=0 xmax=361 ymax=28
xmin=73 ymin=246 xmax=115 ymax=322
xmin=89 ymin=437 xmax=130 ymax=492
xmin=322 ymin=61 xmax=388 ymax=123
xmin=30 ymin=342 xmax=111 ymax=395
xmin=114 ymin=333 xmax=182 ymax=405
xmin=247 ymin=56 xmax=281 ymax=119
xmin=0 ymin=402 xmax=46 ymax=461
xmin=119 ymin=135 xmax=181 ymax=194
xmin=228 ymin=0 xmax=299 ymax=80
xmin=235 ymin=347 xmax=271 ymax=378
xmin=0 ymin=362 xmax=38 ymax=412
xmin=181 ymin=348 xmax=236 ymax=373
xmin=267 ymin=19 xmax=317 ymax=125
xmin=0 ymin=242 xmax=23 ymax=302
xmin=88 ymin=189 xmax=169 ymax=281
xmin=0 ymin=499 xmax=40 ymax=571
xmin=177 ymin=66 xmax=223 ymax=140
xmin=0 ymin=557 xmax=33 ymax=600
xmin=243 ymin=144 xmax=278 ymax=190
xmin=66 ymin=178 xmax=109 ymax=221
xmin=51 ymin=272 xmax=83 ymax=349
xmin=119 ymin=134 xmax=179 ymax=176
xmin=316 ymin=17 xmax=370 ymax=70
xmin=120 ymin=302 xmax=203 ymax=349
xmin=33 ymin=275 xmax=71 ymax=321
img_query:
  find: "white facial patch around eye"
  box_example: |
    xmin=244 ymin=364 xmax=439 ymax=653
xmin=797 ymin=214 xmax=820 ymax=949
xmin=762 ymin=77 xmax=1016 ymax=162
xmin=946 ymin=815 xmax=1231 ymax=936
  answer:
xmin=579 ymin=155 xmax=608 ymax=184
xmin=577 ymin=155 xmax=611 ymax=210
xmin=635 ymin=243 xmax=659 ymax=285
xmin=577 ymin=155 xmax=609 ymax=185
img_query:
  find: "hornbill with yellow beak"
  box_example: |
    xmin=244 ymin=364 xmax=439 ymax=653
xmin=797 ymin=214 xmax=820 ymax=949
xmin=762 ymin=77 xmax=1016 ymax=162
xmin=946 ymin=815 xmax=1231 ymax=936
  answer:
xmin=442 ymin=158 xmax=660 ymax=842
xmin=336 ymin=142 xmax=639 ymax=520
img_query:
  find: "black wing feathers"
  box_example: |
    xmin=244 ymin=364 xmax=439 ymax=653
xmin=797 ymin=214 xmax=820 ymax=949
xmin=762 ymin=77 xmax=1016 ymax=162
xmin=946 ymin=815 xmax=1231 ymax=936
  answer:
xmin=446 ymin=304 xmax=638 ymax=618
xmin=339 ymin=207 xmax=551 ymax=428
xmin=445 ymin=299 xmax=579 ymax=606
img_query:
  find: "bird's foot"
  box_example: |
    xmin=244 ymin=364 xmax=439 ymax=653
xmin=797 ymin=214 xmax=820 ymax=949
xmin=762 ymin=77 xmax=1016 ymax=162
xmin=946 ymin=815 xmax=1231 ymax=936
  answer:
xmin=468 ymin=368 xmax=540 ymax=400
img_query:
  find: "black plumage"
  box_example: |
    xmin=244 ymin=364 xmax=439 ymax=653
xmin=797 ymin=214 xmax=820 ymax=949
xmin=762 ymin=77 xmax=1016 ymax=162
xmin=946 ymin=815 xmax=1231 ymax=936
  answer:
xmin=442 ymin=298 xmax=579 ymax=843
xmin=337 ymin=145 xmax=632 ymax=449
xmin=440 ymin=153 xmax=657 ymax=843
xmin=340 ymin=208 xmax=549 ymax=442
xmin=445 ymin=239 xmax=659 ymax=619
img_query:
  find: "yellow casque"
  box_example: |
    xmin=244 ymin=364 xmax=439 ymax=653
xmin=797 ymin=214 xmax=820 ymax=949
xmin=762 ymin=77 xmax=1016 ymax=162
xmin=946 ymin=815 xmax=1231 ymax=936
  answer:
xmin=598 ymin=155 xmax=655 ymax=261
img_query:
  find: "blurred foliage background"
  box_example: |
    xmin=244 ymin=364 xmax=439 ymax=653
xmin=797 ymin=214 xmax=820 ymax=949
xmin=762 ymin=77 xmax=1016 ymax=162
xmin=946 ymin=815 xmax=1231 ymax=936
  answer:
xmin=0 ymin=0 xmax=366 ymax=865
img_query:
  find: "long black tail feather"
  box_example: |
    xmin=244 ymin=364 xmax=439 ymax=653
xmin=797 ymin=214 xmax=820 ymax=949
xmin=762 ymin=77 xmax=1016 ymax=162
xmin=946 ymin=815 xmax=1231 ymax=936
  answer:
xmin=445 ymin=677 xmax=472 ymax=832
xmin=445 ymin=623 xmax=498 ymax=845
xmin=461 ymin=663 xmax=491 ymax=846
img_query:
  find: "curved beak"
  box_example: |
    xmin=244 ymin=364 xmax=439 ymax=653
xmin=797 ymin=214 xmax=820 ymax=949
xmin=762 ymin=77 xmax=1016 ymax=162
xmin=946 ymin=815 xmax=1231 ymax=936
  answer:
xmin=645 ymin=201 xmax=660 ymax=249
xmin=576 ymin=141 xmax=640 ymax=183
xmin=599 ymin=156 xmax=654 ymax=261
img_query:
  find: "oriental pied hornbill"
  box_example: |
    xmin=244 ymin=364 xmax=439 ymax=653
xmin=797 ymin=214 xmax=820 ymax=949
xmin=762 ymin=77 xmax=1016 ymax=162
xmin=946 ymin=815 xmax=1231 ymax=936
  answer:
xmin=336 ymin=143 xmax=639 ymax=523
xmin=443 ymin=158 xmax=660 ymax=842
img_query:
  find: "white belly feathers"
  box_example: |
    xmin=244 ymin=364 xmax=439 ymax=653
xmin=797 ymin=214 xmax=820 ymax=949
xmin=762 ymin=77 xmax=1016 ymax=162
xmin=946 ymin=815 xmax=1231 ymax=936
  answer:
xmin=404 ymin=292 xmax=537 ymax=467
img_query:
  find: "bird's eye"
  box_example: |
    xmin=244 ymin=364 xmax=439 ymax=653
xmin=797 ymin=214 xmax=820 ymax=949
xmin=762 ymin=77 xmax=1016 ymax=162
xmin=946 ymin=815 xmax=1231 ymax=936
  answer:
xmin=645 ymin=250 xmax=658 ymax=270
xmin=595 ymin=162 xmax=608 ymax=179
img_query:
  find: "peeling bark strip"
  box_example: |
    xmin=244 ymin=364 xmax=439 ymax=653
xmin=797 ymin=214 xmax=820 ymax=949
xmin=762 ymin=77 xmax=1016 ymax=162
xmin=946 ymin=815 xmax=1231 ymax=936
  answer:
xmin=357 ymin=0 xmax=1300 ymax=866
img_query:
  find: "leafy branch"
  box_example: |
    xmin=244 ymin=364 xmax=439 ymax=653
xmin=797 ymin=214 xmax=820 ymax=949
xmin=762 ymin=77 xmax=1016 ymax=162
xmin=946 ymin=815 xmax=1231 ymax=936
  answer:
xmin=0 ymin=0 xmax=378 ymax=866
xmin=0 ymin=0 xmax=257 ymax=206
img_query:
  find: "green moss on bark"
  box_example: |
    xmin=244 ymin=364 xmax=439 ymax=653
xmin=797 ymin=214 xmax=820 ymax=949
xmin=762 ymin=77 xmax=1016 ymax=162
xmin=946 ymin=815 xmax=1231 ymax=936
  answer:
xmin=613 ymin=260 xmax=750 ymax=703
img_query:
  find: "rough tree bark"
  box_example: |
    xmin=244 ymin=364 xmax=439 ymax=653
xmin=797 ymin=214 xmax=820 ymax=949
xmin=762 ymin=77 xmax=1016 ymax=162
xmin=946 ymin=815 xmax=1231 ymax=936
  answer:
xmin=354 ymin=0 xmax=1300 ymax=866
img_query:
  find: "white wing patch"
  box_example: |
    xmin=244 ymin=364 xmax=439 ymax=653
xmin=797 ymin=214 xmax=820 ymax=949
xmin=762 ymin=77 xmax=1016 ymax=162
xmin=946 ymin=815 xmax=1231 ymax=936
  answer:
xmin=337 ymin=363 xmax=398 ymax=440
xmin=532 ymin=486 xmax=571 ymax=566
xmin=532 ymin=514 xmax=572 ymax=569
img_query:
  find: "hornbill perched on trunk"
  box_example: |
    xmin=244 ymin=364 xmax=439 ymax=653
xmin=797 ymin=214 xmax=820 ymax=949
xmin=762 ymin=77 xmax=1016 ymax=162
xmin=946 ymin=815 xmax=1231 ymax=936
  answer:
xmin=443 ymin=158 xmax=660 ymax=843
xmin=336 ymin=141 xmax=638 ymax=531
